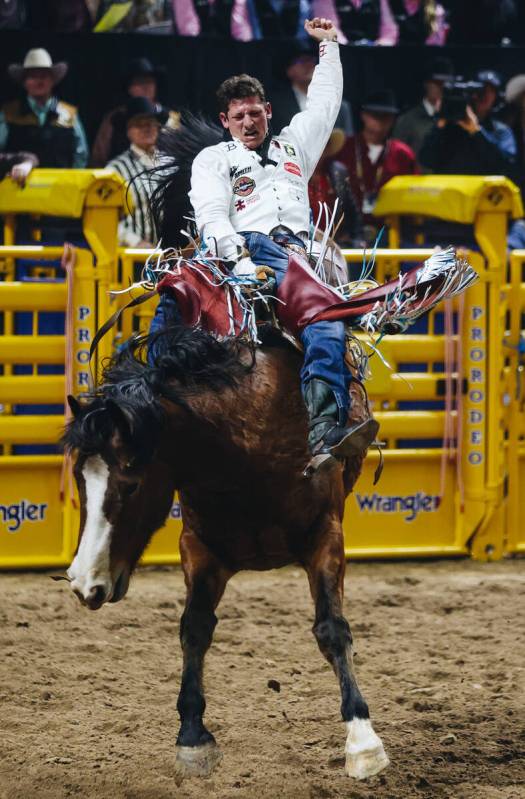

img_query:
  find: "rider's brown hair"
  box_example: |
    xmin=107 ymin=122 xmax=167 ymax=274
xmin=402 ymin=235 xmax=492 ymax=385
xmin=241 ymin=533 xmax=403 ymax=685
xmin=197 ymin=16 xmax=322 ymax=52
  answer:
xmin=216 ymin=74 xmax=267 ymax=114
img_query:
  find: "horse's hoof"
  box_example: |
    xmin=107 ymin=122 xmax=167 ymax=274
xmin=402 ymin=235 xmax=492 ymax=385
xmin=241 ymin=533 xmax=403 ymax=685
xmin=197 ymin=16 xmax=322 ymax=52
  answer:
xmin=175 ymin=742 xmax=223 ymax=779
xmin=345 ymin=744 xmax=389 ymax=780
xmin=344 ymin=719 xmax=389 ymax=780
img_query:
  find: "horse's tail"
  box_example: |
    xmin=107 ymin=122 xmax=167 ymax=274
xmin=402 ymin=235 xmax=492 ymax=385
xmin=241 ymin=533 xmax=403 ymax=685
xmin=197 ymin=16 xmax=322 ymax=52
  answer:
xmin=148 ymin=112 xmax=223 ymax=248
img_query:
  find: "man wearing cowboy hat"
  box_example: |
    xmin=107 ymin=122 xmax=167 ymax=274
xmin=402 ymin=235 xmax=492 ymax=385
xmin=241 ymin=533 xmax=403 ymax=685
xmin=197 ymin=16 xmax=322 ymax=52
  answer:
xmin=91 ymin=56 xmax=179 ymax=167
xmin=335 ymin=89 xmax=418 ymax=242
xmin=0 ymin=48 xmax=88 ymax=169
xmin=106 ymin=96 xmax=167 ymax=248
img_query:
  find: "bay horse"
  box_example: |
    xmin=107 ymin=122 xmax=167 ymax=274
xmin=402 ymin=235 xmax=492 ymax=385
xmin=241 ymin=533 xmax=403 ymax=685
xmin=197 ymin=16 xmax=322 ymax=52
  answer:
xmin=63 ymin=323 xmax=389 ymax=781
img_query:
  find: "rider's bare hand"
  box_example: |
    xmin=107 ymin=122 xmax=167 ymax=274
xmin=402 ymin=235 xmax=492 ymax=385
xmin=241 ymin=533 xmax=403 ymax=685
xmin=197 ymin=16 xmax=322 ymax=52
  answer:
xmin=304 ymin=17 xmax=338 ymax=42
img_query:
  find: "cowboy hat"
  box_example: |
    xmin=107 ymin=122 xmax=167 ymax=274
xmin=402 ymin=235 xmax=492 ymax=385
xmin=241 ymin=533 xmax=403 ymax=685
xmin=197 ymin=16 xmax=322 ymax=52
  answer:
xmin=424 ymin=56 xmax=455 ymax=83
xmin=8 ymin=48 xmax=68 ymax=85
xmin=122 ymin=57 xmax=166 ymax=91
xmin=324 ymin=128 xmax=346 ymax=158
xmin=123 ymin=97 xmax=168 ymax=126
xmin=361 ymin=89 xmax=399 ymax=115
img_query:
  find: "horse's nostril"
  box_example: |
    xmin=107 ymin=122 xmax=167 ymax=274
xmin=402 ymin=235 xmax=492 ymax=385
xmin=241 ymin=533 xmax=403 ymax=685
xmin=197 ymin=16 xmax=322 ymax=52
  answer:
xmin=88 ymin=585 xmax=107 ymax=606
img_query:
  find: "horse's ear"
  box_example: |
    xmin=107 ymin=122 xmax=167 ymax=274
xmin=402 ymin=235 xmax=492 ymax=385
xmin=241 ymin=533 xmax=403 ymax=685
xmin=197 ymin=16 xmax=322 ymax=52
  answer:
xmin=67 ymin=395 xmax=82 ymax=417
xmin=105 ymin=399 xmax=132 ymax=440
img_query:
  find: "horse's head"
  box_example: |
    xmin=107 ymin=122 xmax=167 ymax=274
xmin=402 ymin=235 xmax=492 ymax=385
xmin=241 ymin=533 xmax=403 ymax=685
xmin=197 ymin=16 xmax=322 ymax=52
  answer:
xmin=64 ymin=393 xmax=174 ymax=610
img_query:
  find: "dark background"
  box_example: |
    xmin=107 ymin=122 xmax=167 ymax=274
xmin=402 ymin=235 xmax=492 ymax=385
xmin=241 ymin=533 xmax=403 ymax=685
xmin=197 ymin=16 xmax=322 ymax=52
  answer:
xmin=1 ymin=32 xmax=525 ymax=142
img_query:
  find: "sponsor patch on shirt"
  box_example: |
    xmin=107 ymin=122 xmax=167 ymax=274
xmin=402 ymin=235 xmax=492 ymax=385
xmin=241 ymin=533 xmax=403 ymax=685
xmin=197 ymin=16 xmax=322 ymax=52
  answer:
xmin=230 ymin=165 xmax=252 ymax=179
xmin=284 ymin=161 xmax=302 ymax=177
xmin=233 ymin=175 xmax=256 ymax=196
xmin=283 ymin=143 xmax=296 ymax=156
xmin=234 ymin=193 xmax=260 ymax=212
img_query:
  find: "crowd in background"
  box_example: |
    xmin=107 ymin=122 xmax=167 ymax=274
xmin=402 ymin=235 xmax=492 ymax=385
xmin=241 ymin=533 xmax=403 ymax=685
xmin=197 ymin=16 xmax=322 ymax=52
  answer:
xmin=3 ymin=32 xmax=525 ymax=249
xmin=2 ymin=1 xmax=525 ymax=46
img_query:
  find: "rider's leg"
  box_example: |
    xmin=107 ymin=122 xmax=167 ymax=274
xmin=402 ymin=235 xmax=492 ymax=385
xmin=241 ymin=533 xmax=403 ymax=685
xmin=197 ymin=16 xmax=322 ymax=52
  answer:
xmin=242 ymin=233 xmax=377 ymax=462
xmin=300 ymin=321 xmax=378 ymax=462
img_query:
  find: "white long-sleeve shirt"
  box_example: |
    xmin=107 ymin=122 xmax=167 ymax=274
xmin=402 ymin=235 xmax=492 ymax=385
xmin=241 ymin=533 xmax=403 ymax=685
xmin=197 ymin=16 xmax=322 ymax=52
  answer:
xmin=189 ymin=41 xmax=343 ymax=259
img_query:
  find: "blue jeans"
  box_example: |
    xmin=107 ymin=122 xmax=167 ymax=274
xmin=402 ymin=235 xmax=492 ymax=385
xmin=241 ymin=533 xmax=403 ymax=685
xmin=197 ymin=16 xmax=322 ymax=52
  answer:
xmin=242 ymin=232 xmax=351 ymax=416
xmin=150 ymin=232 xmax=351 ymax=414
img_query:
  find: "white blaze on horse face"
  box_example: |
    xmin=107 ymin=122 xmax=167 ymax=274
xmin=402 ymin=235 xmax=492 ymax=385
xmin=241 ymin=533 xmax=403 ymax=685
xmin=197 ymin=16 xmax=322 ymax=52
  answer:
xmin=344 ymin=718 xmax=389 ymax=780
xmin=68 ymin=455 xmax=113 ymax=604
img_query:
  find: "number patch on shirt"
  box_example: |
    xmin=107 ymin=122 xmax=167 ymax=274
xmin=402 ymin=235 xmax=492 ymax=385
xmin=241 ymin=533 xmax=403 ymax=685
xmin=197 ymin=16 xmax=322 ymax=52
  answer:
xmin=233 ymin=175 xmax=256 ymax=196
xmin=284 ymin=161 xmax=302 ymax=177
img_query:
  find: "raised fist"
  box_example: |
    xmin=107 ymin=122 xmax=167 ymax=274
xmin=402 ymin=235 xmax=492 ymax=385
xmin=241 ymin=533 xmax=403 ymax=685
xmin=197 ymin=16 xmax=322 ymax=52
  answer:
xmin=304 ymin=17 xmax=337 ymax=42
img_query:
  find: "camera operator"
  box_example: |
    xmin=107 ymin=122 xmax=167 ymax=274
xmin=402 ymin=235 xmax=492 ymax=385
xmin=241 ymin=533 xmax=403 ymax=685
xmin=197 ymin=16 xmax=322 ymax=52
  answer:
xmin=471 ymin=71 xmax=517 ymax=164
xmin=419 ymin=76 xmax=518 ymax=182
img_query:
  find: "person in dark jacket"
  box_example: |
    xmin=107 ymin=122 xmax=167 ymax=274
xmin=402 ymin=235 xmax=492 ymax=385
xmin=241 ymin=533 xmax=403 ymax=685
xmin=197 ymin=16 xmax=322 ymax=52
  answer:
xmin=420 ymin=84 xmax=518 ymax=182
xmin=471 ymin=70 xmax=517 ymax=167
xmin=0 ymin=48 xmax=88 ymax=168
xmin=394 ymin=56 xmax=454 ymax=160
xmin=91 ymin=57 xmax=179 ymax=167
xmin=270 ymin=44 xmax=353 ymax=135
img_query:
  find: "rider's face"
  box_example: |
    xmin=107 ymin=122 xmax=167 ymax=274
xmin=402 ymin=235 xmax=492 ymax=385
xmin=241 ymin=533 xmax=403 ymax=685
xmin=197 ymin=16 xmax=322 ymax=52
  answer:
xmin=220 ymin=96 xmax=272 ymax=150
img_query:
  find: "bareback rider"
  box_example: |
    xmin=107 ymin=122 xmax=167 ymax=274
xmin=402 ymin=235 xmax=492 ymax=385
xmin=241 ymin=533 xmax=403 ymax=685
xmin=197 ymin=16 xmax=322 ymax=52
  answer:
xmin=154 ymin=17 xmax=377 ymax=469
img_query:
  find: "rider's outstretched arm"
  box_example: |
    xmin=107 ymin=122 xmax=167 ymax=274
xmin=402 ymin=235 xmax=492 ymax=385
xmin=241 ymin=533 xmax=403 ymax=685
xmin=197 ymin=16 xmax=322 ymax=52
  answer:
xmin=281 ymin=19 xmax=343 ymax=179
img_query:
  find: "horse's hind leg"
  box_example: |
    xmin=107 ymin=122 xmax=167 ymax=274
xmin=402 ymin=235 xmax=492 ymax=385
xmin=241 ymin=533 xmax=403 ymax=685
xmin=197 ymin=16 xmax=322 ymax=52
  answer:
xmin=304 ymin=516 xmax=389 ymax=780
xmin=175 ymin=532 xmax=231 ymax=779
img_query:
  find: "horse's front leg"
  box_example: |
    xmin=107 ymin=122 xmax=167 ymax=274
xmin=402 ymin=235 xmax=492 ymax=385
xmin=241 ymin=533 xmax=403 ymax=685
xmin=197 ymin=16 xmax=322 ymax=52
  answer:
xmin=176 ymin=531 xmax=231 ymax=778
xmin=304 ymin=515 xmax=389 ymax=780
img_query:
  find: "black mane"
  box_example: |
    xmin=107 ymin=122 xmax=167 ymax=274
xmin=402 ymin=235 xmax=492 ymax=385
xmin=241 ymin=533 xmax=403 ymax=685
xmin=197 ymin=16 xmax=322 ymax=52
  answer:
xmin=148 ymin=112 xmax=224 ymax=248
xmin=62 ymin=325 xmax=253 ymax=460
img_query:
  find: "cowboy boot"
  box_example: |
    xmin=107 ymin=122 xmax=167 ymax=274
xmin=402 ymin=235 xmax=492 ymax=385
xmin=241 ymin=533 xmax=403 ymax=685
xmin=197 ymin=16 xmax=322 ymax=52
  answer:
xmin=303 ymin=378 xmax=379 ymax=474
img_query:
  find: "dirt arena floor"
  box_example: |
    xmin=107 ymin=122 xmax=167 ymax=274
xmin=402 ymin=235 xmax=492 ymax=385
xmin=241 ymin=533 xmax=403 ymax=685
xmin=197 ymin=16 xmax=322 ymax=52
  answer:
xmin=0 ymin=559 xmax=524 ymax=799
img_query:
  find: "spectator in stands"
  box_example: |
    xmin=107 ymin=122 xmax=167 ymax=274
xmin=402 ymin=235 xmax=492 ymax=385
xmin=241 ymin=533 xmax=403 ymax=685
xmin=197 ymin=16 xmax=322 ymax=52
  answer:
xmin=0 ymin=0 xmax=27 ymax=29
xmin=471 ymin=71 xmax=517 ymax=166
xmin=394 ymin=56 xmax=454 ymax=160
xmin=271 ymin=44 xmax=353 ymax=135
xmin=445 ymin=0 xmax=519 ymax=46
xmin=318 ymin=0 xmax=382 ymax=45
xmin=26 ymin=0 xmax=96 ymax=31
xmin=309 ymin=129 xmax=364 ymax=247
xmin=106 ymin=97 xmax=166 ymax=248
xmin=378 ymin=0 xmax=448 ymax=45
xmin=0 ymin=151 xmax=38 ymax=184
xmin=172 ymin=1 xmax=307 ymax=39
xmin=333 ymin=90 xmax=418 ymax=243
xmin=0 ymin=48 xmax=88 ymax=168
xmin=91 ymin=56 xmax=179 ymax=167
xmin=504 ymin=74 xmax=525 ymax=197
xmin=419 ymin=84 xmax=518 ymax=182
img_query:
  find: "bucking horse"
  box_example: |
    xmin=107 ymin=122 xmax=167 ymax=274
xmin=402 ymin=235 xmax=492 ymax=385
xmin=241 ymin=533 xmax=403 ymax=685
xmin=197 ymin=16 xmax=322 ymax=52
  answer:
xmin=60 ymin=119 xmax=477 ymax=781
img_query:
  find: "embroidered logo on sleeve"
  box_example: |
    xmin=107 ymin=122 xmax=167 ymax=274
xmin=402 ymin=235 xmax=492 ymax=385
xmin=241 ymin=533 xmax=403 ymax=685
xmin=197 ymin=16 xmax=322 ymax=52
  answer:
xmin=235 ymin=199 xmax=246 ymax=212
xmin=284 ymin=162 xmax=302 ymax=177
xmin=283 ymin=144 xmax=296 ymax=156
xmin=233 ymin=175 xmax=256 ymax=196
xmin=319 ymin=43 xmax=327 ymax=57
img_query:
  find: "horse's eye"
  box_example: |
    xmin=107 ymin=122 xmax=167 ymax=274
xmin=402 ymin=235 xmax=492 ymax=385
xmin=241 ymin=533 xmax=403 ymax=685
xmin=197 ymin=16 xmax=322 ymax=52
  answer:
xmin=121 ymin=481 xmax=139 ymax=498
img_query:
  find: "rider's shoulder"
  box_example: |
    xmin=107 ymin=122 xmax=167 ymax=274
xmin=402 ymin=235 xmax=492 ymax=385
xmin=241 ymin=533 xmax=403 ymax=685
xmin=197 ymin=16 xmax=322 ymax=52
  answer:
xmin=195 ymin=139 xmax=239 ymax=164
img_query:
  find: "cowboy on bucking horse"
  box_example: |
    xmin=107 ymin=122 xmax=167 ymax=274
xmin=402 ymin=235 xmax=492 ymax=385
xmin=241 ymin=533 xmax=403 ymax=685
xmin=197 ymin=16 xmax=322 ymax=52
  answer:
xmin=150 ymin=16 xmax=378 ymax=471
